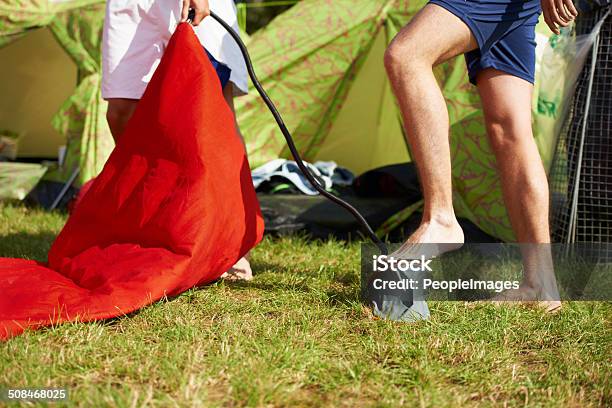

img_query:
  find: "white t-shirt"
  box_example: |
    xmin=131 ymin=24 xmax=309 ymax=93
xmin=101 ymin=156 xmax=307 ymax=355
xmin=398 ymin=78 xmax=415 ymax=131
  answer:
xmin=102 ymin=0 xmax=248 ymax=99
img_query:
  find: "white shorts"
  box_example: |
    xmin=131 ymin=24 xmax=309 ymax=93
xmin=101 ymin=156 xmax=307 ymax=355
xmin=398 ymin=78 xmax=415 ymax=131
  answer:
xmin=102 ymin=0 xmax=248 ymax=100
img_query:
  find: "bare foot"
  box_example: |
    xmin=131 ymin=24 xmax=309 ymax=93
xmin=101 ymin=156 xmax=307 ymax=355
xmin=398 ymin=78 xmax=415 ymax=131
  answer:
xmin=491 ymin=285 xmax=562 ymax=313
xmin=221 ymin=257 xmax=253 ymax=281
xmin=392 ymin=216 xmax=464 ymax=259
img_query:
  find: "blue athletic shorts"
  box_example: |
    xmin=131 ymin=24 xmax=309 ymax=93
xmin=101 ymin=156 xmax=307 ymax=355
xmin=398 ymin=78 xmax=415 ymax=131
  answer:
xmin=204 ymin=48 xmax=232 ymax=90
xmin=429 ymin=0 xmax=542 ymax=85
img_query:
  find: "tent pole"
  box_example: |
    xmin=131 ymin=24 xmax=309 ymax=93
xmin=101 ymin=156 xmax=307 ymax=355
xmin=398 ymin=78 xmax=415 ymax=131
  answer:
xmin=50 ymin=167 xmax=80 ymax=210
xmin=567 ymin=31 xmax=600 ymax=244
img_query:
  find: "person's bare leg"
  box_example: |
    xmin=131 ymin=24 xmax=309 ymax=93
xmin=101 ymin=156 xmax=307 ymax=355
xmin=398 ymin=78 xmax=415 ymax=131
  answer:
xmin=220 ymin=82 xmax=254 ymax=281
xmin=384 ymin=4 xmax=477 ymax=256
xmin=477 ymin=69 xmax=561 ymax=312
xmin=106 ymin=98 xmax=139 ymax=143
xmin=221 ymin=83 xmax=247 ymax=149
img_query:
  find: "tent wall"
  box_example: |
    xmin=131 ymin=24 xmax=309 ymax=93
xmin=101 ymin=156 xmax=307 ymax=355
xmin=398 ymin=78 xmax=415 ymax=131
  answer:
xmin=46 ymin=2 xmax=114 ymax=185
xmin=0 ymin=27 xmax=76 ymax=158
xmin=0 ymin=0 xmax=100 ymax=47
xmin=316 ymin=28 xmax=409 ymax=174
xmin=0 ymin=0 xmax=113 ymax=185
xmin=236 ymin=0 xmax=393 ymax=168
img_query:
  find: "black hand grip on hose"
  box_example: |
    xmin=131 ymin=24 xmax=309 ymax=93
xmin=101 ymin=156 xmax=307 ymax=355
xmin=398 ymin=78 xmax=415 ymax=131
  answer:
xmin=206 ymin=11 xmax=388 ymax=255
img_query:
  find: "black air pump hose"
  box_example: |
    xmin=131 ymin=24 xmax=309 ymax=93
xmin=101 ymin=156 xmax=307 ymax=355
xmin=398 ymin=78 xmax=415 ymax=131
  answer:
xmin=202 ymin=10 xmax=388 ymax=255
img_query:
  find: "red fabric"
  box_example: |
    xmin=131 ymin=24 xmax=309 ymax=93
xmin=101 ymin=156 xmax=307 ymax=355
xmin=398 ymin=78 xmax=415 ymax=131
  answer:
xmin=0 ymin=24 xmax=264 ymax=340
xmin=68 ymin=178 xmax=95 ymax=214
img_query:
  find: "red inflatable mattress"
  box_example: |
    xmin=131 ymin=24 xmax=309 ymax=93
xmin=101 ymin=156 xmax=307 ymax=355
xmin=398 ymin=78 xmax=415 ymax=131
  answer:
xmin=0 ymin=23 xmax=264 ymax=340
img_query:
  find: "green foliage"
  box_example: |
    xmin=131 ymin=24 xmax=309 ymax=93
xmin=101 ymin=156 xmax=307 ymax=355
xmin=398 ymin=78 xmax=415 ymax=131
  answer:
xmin=241 ymin=0 xmax=301 ymax=34
xmin=0 ymin=130 xmax=19 ymax=139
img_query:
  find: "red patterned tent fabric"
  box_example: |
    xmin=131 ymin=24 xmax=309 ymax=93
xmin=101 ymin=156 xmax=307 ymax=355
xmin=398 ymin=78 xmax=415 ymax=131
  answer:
xmin=0 ymin=24 xmax=264 ymax=340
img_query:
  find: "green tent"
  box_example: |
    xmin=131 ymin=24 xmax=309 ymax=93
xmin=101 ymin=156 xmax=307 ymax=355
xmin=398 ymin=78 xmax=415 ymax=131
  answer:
xmin=236 ymin=0 xmax=579 ymax=241
xmin=0 ymin=0 xmax=113 ymax=185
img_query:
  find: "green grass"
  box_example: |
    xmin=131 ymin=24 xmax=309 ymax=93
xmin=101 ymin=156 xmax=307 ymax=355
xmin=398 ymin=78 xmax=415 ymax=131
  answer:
xmin=0 ymin=203 xmax=610 ymax=407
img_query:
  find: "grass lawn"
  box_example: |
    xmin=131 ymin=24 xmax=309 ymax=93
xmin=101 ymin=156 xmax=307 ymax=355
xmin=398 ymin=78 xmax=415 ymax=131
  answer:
xmin=0 ymin=203 xmax=610 ymax=407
